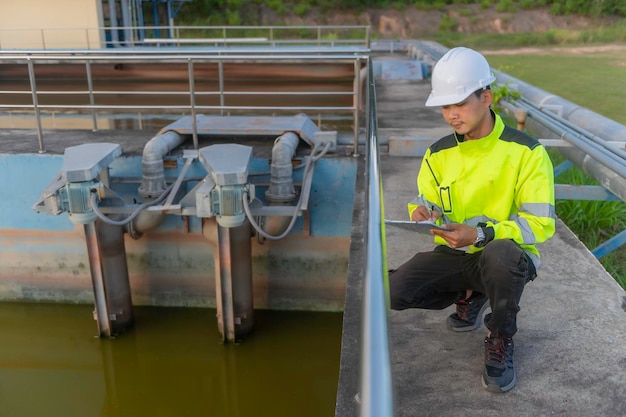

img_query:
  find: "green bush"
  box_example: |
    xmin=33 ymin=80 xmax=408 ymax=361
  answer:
xmin=496 ymin=0 xmax=516 ymax=13
xmin=439 ymin=14 xmax=458 ymax=31
xmin=294 ymin=3 xmax=310 ymax=15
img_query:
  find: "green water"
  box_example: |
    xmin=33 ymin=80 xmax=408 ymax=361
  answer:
xmin=0 ymin=303 xmax=343 ymax=417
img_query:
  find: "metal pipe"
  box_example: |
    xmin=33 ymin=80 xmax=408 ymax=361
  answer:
xmin=496 ymin=71 xmax=626 ymax=145
xmin=265 ymin=132 xmax=299 ymax=202
xmin=494 ymin=71 xmax=626 ymax=203
xmin=138 ymin=130 xmax=186 ymax=198
xmin=524 ymin=118 xmax=626 ymax=203
xmin=263 ymin=132 xmax=300 ymax=236
xmin=502 ymin=100 xmax=626 ymax=178
xmin=519 ymin=98 xmax=626 ymax=165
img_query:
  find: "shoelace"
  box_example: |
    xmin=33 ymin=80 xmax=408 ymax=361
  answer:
xmin=456 ymin=299 xmax=470 ymax=320
xmin=485 ymin=337 xmax=506 ymax=365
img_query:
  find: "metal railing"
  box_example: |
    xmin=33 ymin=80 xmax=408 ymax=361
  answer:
xmin=0 ymin=25 xmax=371 ymax=50
xmin=0 ymin=50 xmax=368 ymax=153
xmin=360 ymin=58 xmax=394 ymax=417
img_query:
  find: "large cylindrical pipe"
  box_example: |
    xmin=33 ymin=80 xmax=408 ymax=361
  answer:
xmin=496 ymin=71 xmax=626 ymax=144
xmin=522 ymin=119 xmax=626 ymax=203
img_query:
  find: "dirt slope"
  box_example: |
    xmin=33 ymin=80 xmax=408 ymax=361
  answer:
xmin=265 ymin=5 xmax=619 ymax=39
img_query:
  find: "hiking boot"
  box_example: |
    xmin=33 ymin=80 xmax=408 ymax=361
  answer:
xmin=446 ymin=292 xmax=489 ymax=332
xmin=482 ymin=334 xmax=516 ymax=393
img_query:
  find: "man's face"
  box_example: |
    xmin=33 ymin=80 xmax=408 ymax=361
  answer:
xmin=440 ymin=90 xmax=492 ymax=139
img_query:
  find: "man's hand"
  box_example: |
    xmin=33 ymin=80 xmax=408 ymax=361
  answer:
xmin=431 ymin=223 xmax=478 ymax=249
xmin=411 ymin=206 xmax=440 ymax=222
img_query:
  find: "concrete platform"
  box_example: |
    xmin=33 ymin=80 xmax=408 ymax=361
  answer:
xmin=336 ymin=79 xmax=626 ymax=416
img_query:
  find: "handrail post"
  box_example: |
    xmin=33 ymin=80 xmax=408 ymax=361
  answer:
xmin=218 ymin=60 xmax=225 ymax=116
xmin=40 ymin=29 xmax=46 ymax=50
xmin=187 ymin=58 xmax=199 ymax=150
xmin=353 ymin=57 xmax=362 ymax=157
xmin=27 ymin=58 xmax=45 ymax=153
xmin=85 ymin=61 xmax=98 ymax=131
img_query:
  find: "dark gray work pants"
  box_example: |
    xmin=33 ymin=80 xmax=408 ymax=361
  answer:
xmin=389 ymin=239 xmax=536 ymax=338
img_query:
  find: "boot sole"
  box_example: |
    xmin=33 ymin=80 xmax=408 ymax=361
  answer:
xmin=481 ymin=372 xmax=517 ymax=393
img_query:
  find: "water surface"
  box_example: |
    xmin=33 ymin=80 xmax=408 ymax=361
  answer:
xmin=0 ymin=303 xmax=342 ymax=417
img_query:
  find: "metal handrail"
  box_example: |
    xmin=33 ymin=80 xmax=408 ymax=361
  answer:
xmin=0 ymin=25 xmax=371 ymax=50
xmin=0 ymin=51 xmax=368 ymax=153
xmin=360 ymin=58 xmax=394 ymax=417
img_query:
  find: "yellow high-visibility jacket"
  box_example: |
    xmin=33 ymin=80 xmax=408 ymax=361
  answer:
xmin=408 ymin=112 xmax=556 ymax=269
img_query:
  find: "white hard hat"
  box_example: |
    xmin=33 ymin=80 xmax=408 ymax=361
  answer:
xmin=425 ymin=47 xmax=496 ymax=107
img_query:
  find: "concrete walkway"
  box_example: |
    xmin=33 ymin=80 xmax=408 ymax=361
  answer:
xmin=335 ymin=78 xmax=626 ymax=417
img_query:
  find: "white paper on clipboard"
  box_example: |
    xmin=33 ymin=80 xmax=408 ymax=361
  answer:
xmin=384 ymin=219 xmax=449 ymax=235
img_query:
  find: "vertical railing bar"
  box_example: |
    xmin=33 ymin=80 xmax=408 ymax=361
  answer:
xmin=187 ymin=58 xmax=199 ymax=150
xmin=85 ymin=61 xmax=98 ymax=131
xmin=353 ymin=57 xmax=361 ymax=157
xmin=218 ymin=60 xmax=225 ymax=116
xmin=27 ymin=58 xmax=45 ymax=153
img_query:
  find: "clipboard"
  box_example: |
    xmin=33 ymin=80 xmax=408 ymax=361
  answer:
xmin=384 ymin=219 xmax=449 ymax=234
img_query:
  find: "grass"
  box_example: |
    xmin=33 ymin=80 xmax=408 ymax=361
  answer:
xmin=485 ymin=48 xmax=626 ymax=125
xmin=482 ymin=45 xmax=626 ymax=288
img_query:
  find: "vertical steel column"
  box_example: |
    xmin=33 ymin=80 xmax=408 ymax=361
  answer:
xmin=83 ymin=220 xmax=134 ymax=338
xmin=215 ymin=221 xmax=254 ymax=343
xmin=84 ymin=221 xmax=112 ymax=337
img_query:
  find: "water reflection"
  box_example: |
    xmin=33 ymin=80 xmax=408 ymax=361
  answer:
xmin=0 ymin=303 xmax=342 ymax=417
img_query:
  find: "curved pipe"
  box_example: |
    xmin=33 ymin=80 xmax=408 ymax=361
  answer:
xmin=265 ymin=132 xmax=300 ymax=202
xmin=138 ymin=130 xmax=186 ymax=198
xmin=132 ymin=130 xmax=186 ymax=236
xmin=263 ymin=132 xmax=301 ymax=236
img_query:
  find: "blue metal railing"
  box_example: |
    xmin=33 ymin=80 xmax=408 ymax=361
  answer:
xmin=360 ymin=58 xmax=394 ymax=417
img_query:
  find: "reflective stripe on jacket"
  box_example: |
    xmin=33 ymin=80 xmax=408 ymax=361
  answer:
xmin=408 ymin=112 xmax=556 ymax=269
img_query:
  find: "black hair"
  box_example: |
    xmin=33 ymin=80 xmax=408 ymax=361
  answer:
xmin=473 ymin=85 xmax=491 ymax=98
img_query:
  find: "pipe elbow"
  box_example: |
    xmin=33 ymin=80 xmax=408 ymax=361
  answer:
xmin=138 ymin=131 xmax=186 ymax=198
xmin=265 ymin=132 xmax=300 ymax=203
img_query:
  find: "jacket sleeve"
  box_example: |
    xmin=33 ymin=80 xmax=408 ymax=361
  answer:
xmin=486 ymin=145 xmax=556 ymax=245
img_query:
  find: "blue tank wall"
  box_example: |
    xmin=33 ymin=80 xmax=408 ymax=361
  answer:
xmin=0 ymin=150 xmax=356 ymax=310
